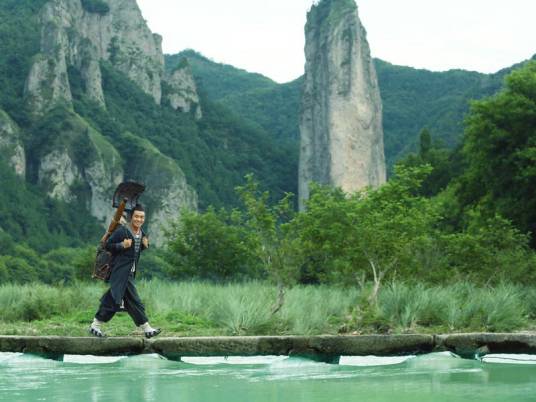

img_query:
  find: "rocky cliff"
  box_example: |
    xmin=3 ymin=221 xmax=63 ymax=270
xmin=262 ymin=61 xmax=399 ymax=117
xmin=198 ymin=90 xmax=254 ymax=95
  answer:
xmin=0 ymin=109 xmax=26 ymax=177
xmin=120 ymin=132 xmax=198 ymax=247
xmin=164 ymin=60 xmax=202 ymax=119
xmin=31 ymin=108 xmax=197 ymax=242
xmin=24 ymin=0 xmax=200 ymax=118
xmin=299 ymin=0 xmax=386 ymax=209
xmin=34 ymin=109 xmax=123 ymax=223
xmin=20 ymin=0 xmax=200 ymax=244
xmin=24 ymin=0 xmax=163 ymax=114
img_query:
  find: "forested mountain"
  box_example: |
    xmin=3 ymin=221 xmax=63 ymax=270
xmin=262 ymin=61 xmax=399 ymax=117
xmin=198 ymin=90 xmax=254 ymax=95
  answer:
xmin=0 ymin=0 xmax=296 ymax=250
xmin=1 ymin=0 xmax=535 ymax=284
xmin=166 ymin=51 xmax=302 ymax=143
xmin=171 ymin=50 xmax=535 ymax=167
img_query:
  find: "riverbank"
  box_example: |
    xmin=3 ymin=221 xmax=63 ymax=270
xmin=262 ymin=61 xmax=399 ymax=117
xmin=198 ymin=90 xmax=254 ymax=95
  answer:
xmin=1 ymin=281 xmax=536 ymax=337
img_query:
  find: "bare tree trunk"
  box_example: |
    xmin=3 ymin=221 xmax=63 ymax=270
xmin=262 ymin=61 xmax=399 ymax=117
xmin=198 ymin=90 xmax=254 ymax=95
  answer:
xmin=271 ymin=282 xmax=285 ymax=315
xmin=357 ymin=271 xmax=366 ymax=290
xmin=367 ymin=259 xmax=385 ymax=305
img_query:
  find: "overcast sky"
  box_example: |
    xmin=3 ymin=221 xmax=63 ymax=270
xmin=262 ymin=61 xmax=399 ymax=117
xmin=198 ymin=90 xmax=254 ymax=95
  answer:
xmin=137 ymin=0 xmax=536 ymax=83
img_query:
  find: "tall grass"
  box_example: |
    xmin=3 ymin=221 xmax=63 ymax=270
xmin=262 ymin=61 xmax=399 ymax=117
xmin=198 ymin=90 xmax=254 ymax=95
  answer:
xmin=0 ymin=282 xmax=103 ymax=322
xmin=378 ymin=282 xmax=528 ymax=332
xmin=0 ymin=280 xmax=532 ymax=335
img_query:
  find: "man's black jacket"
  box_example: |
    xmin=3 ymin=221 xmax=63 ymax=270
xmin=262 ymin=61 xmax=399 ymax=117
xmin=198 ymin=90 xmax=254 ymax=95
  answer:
xmin=105 ymin=225 xmax=147 ymax=305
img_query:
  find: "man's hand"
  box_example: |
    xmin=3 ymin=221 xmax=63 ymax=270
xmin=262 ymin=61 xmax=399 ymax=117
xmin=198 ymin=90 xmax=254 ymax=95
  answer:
xmin=123 ymin=238 xmax=133 ymax=249
xmin=142 ymin=236 xmax=149 ymax=249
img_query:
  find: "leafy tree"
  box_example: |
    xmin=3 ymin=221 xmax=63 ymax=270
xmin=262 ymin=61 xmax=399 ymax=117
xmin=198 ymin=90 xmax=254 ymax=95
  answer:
xmin=236 ymin=175 xmax=301 ymax=313
xmin=0 ymin=255 xmax=38 ymax=283
xmin=43 ymin=247 xmax=93 ymax=283
xmin=166 ymin=208 xmax=261 ymax=281
xmin=165 ymin=175 xmax=302 ymax=312
xmin=293 ymin=165 xmax=438 ymax=296
xmin=419 ymin=128 xmax=432 ymax=157
xmin=436 ymin=210 xmax=536 ymax=283
xmin=375 ymin=59 xmax=509 ymax=166
xmin=459 ymin=61 xmax=536 ymax=244
xmin=398 ymin=128 xmax=465 ymax=197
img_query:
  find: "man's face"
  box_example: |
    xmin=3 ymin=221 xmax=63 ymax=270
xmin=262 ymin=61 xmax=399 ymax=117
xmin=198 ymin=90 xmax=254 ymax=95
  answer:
xmin=131 ymin=210 xmax=145 ymax=228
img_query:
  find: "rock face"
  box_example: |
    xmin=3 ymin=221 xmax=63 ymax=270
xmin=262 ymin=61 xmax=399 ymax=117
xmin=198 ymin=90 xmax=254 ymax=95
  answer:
xmin=0 ymin=109 xmax=26 ymax=177
xmin=120 ymin=132 xmax=198 ymax=247
xmin=25 ymin=0 xmax=165 ymax=115
xmin=36 ymin=110 xmax=123 ymax=224
xmin=164 ymin=61 xmax=202 ymax=120
xmin=299 ymin=0 xmax=386 ymax=209
xmin=21 ymin=0 xmax=200 ymax=243
xmin=38 ymin=150 xmax=83 ymax=202
xmin=34 ymin=110 xmax=197 ymax=241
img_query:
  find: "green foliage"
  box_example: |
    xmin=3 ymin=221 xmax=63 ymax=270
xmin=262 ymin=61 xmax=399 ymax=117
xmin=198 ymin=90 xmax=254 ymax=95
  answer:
xmin=236 ymin=175 xmax=301 ymax=288
xmin=73 ymin=61 xmax=296 ymax=209
xmin=28 ymin=106 xmax=99 ymax=173
xmin=171 ymin=50 xmax=519 ymax=174
xmin=306 ymin=0 xmax=357 ymax=38
xmin=1 ymin=1 xmax=535 ymax=293
xmin=166 ymin=51 xmax=277 ymax=100
xmin=221 ymin=78 xmax=302 ymax=142
xmin=435 ymin=210 xmax=536 ymax=283
xmin=0 ymin=158 xmax=101 ymax=254
xmin=0 ymin=282 xmax=98 ymax=323
xmin=459 ymin=61 xmax=536 ymax=244
xmin=139 ymin=251 xmax=175 ymax=280
xmin=165 ymin=166 xmax=536 ymax=286
xmin=0 ymin=255 xmax=38 ymax=284
xmin=166 ymin=175 xmax=302 ymax=293
xmin=166 ymin=208 xmax=261 ymax=281
xmin=375 ymin=60 xmax=507 ymax=166
xmin=0 ymin=0 xmax=46 ymax=126
xmin=293 ymin=165 xmax=438 ymax=285
xmin=80 ymin=0 xmax=110 ymax=15
xmin=374 ymin=282 xmax=527 ymax=332
xmin=398 ymin=128 xmax=465 ymax=196
xmin=168 ymin=52 xmax=302 ymax=141
xmin=169 ymin=56 xmax=190 ymax=74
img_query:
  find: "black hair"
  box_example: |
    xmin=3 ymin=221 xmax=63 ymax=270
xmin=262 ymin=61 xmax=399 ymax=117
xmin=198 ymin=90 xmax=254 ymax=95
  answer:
xmin=129 ymin=203 xmax=145 ymax=219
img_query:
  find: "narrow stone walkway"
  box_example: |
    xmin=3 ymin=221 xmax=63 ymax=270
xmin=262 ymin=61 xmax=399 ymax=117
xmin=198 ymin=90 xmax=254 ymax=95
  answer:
xmin=1 ymin=333 xmax=536 ymax=359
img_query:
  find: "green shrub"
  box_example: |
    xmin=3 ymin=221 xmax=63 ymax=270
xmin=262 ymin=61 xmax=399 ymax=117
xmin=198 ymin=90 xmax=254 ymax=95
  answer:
xmin=80 ymin=0 xmax=110 ymax=15
xmin=166 ymin=208 xmax=261 ymax=281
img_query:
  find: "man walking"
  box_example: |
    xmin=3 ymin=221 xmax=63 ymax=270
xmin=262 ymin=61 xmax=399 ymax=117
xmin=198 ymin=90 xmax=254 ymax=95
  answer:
xmin=90 ymin=204 xmax=161 ymax=338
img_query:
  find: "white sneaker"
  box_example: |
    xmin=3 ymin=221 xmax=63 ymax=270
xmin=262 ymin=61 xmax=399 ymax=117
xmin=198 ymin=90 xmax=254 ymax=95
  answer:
xmin=89 ymin=320 xmax=106 ymax=337
xmin=140 ymin=322 xmax=161 ymax=338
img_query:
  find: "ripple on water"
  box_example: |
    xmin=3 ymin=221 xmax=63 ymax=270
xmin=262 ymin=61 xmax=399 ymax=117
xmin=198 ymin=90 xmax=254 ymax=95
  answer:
xmin=2 ymin=351 xmax=536 ymax=402
xmin=481 ymin=354 xmax=536 ymax=365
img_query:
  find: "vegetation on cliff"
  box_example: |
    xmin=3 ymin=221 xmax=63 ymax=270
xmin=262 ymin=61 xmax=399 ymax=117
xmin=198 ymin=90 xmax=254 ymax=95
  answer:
xmin=80 ymin=0 xmax=110 ymax=15
xmin=306 ymin=0 xmax=357 ymax=36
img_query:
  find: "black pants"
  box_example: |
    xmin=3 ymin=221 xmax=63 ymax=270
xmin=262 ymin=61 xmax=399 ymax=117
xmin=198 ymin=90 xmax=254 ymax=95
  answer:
xmin=95 ymin=276 xmax=148 ymax=326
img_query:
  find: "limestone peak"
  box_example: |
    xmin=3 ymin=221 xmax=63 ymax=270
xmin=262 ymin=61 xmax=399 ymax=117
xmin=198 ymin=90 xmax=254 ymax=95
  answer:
xmin=307 ymin=0 xmax=358 ymax=30
xmin=299 ymin=0 xmax=386 ymax=209
xmin=24 ymin=0 xmax=165 ymax=116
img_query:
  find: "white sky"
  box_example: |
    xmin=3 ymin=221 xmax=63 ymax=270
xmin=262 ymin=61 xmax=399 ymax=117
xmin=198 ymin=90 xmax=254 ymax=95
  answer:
xmin=137 ymin=0 xmax=536 ymax=83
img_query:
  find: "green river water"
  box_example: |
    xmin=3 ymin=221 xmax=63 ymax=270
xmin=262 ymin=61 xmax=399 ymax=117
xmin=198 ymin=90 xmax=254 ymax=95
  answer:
xmin=1 ymin=352 xmax=536 ymax=401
